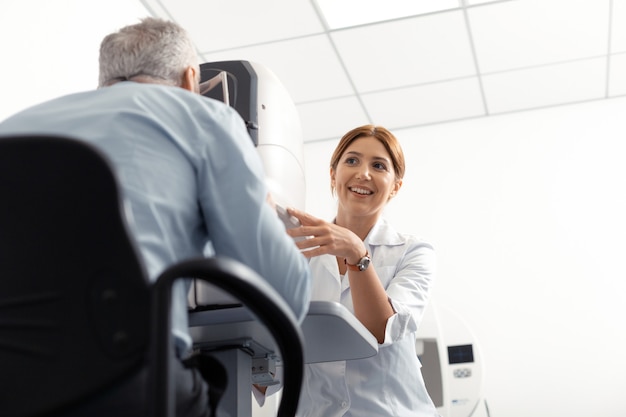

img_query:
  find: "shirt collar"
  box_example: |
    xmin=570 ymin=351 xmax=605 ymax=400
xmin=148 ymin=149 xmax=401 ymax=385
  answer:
xmin=365 ymin=218 xmax=404 ymax=247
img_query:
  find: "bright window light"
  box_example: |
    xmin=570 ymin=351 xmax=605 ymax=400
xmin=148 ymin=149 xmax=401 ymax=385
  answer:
xmin=315 ymin=0 xmax=460 ymax=29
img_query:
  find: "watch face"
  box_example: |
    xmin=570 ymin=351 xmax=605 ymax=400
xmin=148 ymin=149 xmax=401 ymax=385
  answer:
xmin=358 ymin=256 xmax=371 ymax=271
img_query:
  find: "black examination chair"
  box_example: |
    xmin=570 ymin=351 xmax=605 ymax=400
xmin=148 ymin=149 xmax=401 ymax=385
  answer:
xmin=0 ymin=135 xmax=304 ymax=417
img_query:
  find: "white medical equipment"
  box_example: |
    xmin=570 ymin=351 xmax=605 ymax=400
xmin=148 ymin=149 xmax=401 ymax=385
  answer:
xmin=198 ymin=60 xmax=305 ymax=210
xmin=188 ymin=60 xmax=307 ymax=310
xmin=416 ymin=302 xmax=491 ymax=417
xmin=187 ymin=61 xmax=378 ymax=417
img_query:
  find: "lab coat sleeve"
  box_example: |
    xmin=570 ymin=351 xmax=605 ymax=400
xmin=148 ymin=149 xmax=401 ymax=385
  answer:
xmin=380 ymin=238 xmax=436 ymax=347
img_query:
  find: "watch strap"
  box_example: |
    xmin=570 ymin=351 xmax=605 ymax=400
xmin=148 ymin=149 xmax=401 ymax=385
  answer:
xmin=345 ymin=250 xmax=369 ymax=271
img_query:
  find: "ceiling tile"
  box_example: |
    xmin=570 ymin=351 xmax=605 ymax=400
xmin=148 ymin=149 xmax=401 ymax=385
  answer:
xmin=608 ymin=53 xmax=626 ymax=96
xmin=331 ymin=10 xmax=476 ymax=92
xmin=611 ymin=0 xmax=626 ymax=53
xmin=146 ymin=0 xmax=323 ymax=51
xmin=137 ymin=0 xmax=618 ymax=135
xmin=469 ymin=0 xmax=610 ymax=73
xmin=200 ymin=35 xmax=353 ymax=103
xmin=483 ymin=58 xmax=607 ymax=114
xmin=361 ymin=78 xmax=485 ymax=128
xmin=297 ymin=97 xmax=369 ymax=142
xmin=315 ymin=0 xmax=459 ymax=29
xmin=466 ymin=0 xmax=499 ymax=4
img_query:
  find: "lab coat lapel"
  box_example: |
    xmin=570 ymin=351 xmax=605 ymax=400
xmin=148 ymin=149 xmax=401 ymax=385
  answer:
xmin=340 ymin=219 xmax=397 ymax=292
xmin=313 ymin=219 xmax=404 ymax=297
xmin=366 ymin=218 xmax=405 ymax=248
xmin=310 ymin=254 xmax=342 ymax=302
xmin=363 ymin=219 xmax=405 ymax=273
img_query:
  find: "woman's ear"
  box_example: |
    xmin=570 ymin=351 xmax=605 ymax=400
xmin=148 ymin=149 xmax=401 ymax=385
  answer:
xmin=390 ymin=179 xmax=403 ymax=199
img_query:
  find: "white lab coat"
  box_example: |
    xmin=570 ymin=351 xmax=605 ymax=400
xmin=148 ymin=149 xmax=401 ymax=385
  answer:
xmin=297 ymin=218 xmax=439 ymax=417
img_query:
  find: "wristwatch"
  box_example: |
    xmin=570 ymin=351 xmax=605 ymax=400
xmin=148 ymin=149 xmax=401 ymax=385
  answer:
xmin=345 ymin=251 xmax=371 ymax=272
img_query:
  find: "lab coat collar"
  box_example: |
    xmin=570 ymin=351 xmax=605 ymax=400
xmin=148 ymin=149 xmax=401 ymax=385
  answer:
xmin=365 ymin=218 xmax=404 ymax=247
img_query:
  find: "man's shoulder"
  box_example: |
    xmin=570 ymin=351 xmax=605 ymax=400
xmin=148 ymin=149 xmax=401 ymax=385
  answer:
xmin=129 ymin=83 xmax=240 ymax=121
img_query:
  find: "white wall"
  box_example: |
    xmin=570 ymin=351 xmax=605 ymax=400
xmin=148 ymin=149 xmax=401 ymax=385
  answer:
xmin=303 ymin=98 xmax=626 ymax=417
xmin=0 ymin=0 xmax=148 ymax=122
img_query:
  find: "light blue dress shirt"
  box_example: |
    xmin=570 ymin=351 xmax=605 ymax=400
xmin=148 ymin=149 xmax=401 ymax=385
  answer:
xmin=299 ymin=218 xmax=439 ymax=417
xmin=0 ymin=82 xmax=311 ymax=355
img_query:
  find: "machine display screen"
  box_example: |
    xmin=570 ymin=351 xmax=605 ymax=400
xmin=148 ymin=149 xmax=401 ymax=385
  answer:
xmin=448 ymin=344 xmax=474 ymax=364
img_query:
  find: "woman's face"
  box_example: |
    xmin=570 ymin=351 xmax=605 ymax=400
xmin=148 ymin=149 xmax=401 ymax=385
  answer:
xmin=331 ymin=136 xmax=402 ymax=219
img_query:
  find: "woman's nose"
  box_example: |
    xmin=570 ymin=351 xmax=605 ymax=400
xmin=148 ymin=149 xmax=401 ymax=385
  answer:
xmin=355 ymin=167 xmax=371 ymax=180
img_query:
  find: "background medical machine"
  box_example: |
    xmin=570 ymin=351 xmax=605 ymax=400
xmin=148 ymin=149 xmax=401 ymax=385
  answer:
xmin=417 ymin=302 xmax=491 ymax=417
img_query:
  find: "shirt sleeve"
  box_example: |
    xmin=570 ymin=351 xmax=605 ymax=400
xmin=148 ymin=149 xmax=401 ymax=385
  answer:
xmin=192 ymin=102 xmax=311 ymax=323
xmin=380 ymin=238 xmax=436 ymax=347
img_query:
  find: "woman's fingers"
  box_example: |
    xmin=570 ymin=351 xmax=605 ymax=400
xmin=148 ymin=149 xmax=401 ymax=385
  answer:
xmin=284 ymin=208 xmax=361 ymax=260
xmin=286 ymin=207 xmax=323 ymax=226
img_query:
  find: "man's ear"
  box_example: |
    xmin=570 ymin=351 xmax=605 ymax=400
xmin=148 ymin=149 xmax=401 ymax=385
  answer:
xmin=181 ymin=66 xmax=199 ymax=93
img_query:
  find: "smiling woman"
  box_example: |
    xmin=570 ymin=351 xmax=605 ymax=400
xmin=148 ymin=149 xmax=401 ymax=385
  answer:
xmin=331 ymin=137 xmax=402 ymax=230
xmin=282 ymin=124 xmax=439 ymax=417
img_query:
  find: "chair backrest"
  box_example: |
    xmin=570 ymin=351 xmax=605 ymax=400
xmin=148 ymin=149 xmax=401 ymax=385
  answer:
xmin=0 ymin=135 xmax=151 ymax=416
xmin=0 ymin=134 xmax=306 ymax=417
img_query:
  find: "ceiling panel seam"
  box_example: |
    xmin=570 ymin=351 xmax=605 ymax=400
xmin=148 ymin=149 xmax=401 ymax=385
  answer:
xmin=309 ymin=0 xmax=373 ymax=123
xmin=605 ymin=0 xmax=614 ymax=98
xmin=462 ymin=5 xmax=489 ymax=116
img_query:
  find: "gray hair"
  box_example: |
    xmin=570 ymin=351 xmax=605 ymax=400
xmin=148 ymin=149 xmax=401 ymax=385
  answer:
xmin=98 ymin=17 xmax=199 ymax=88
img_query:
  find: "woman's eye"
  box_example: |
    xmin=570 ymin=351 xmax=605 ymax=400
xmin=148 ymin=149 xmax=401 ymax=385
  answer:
xmin=345 ymin=157 xmax=358 ymax=165
xmin=373 ymin=162 xmax=387 ymax=170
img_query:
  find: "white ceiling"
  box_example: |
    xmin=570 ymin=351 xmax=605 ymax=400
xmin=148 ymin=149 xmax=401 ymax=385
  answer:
xmin=141 ymin=0 xmax=626 ymax=143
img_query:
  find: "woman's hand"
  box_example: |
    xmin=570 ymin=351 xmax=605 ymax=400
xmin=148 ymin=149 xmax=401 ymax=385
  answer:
xmin=287 ymin=208 xmax=393 ymax=343
xmin=285 ymin=208 xmax=365 ymax=263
